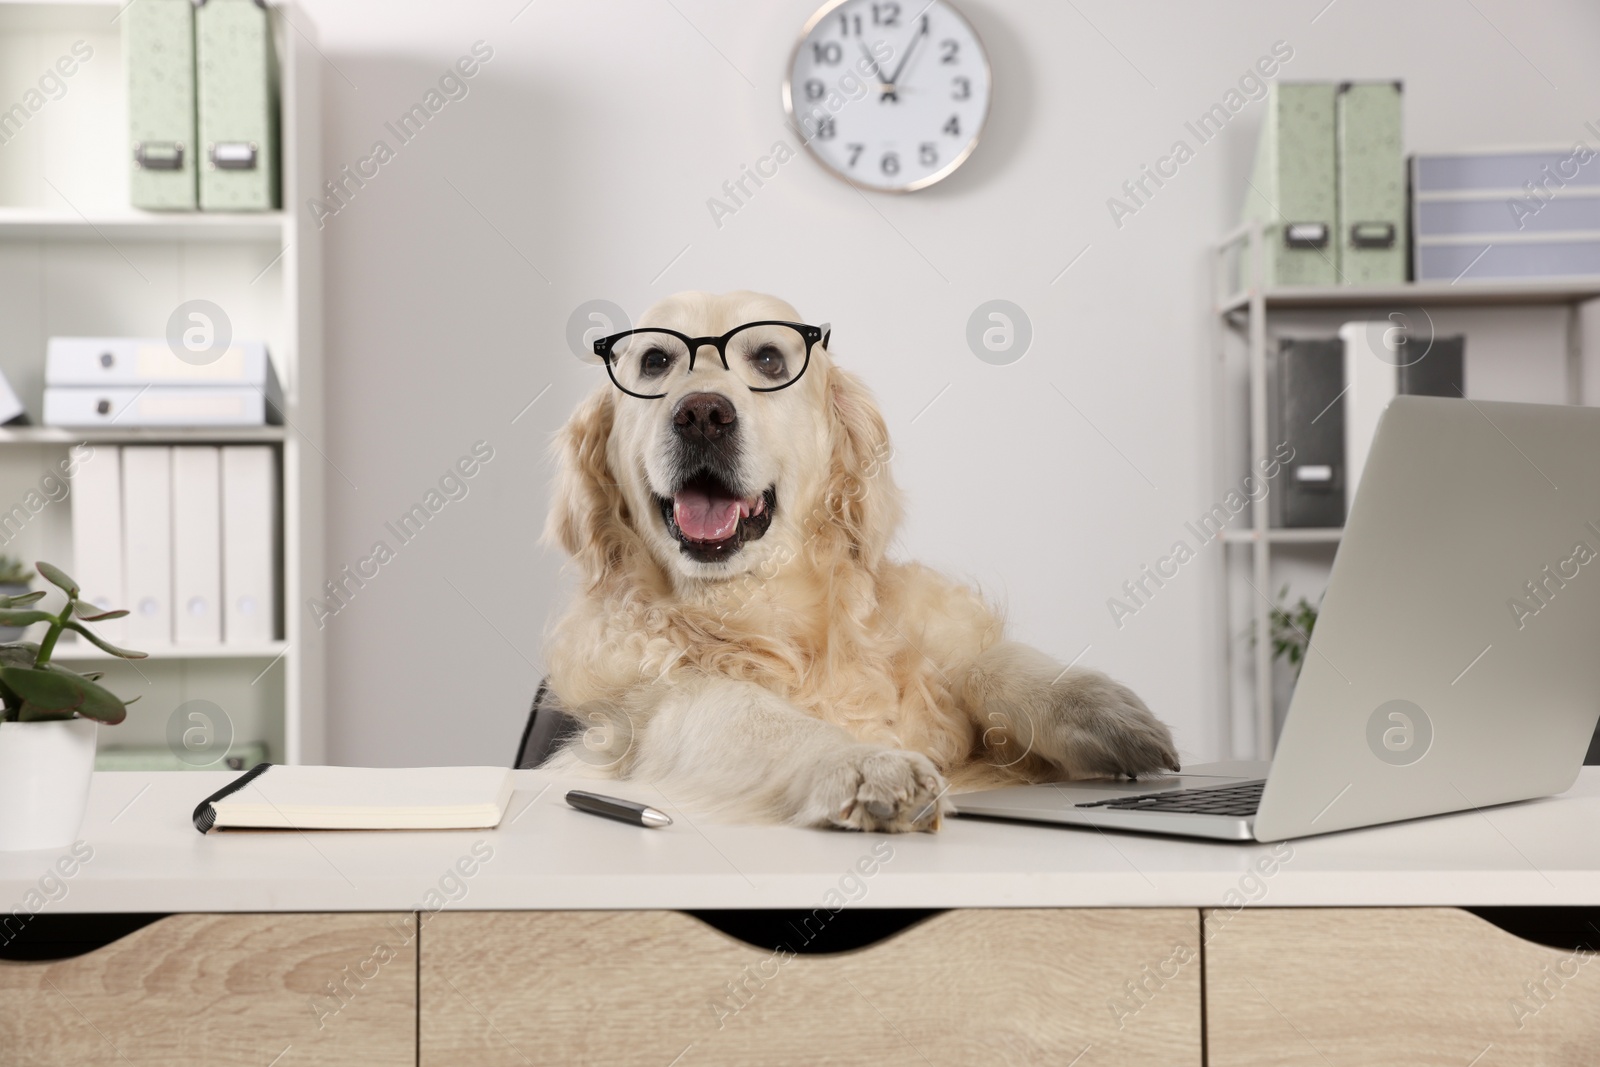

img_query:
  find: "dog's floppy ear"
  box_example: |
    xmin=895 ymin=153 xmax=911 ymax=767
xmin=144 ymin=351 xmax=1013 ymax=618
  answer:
xmin=545 ymin=387 xmax=629 ymax=587
xmin=823 ymin=365 xmax=902 ymax=568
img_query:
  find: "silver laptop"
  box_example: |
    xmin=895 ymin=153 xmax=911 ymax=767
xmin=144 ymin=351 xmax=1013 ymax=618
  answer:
xmin=955 ymin=397 xmax=1600 ymax=841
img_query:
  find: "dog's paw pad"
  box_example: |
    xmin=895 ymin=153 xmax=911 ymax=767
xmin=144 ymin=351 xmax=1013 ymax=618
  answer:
xmin=808 ymin=748 xmax=951 ymax=834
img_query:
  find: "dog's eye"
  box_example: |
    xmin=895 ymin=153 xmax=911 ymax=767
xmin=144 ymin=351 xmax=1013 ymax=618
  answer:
xmin=639 ymin=347 xmax=676 ymax=378
xmin=746 ymin=345 xmax=787 ymax=380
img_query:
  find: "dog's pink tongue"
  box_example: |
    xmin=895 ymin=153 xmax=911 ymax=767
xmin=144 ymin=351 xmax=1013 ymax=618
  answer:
xmin=674 ymin=487 xmax=741 ymax=542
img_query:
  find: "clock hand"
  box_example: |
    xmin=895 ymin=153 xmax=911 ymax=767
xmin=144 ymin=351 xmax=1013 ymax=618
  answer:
xmin=858 ymin=42 xmax=894 ymax=93
xmin=883 ymin=19 xmax=928 ymax=89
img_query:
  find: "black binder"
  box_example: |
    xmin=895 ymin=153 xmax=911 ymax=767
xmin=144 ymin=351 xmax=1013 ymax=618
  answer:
xmin=1272 ymin=337 xmax=1346 ymax=528
xmin=1397 ymin=335 xmax=1465 ymax=397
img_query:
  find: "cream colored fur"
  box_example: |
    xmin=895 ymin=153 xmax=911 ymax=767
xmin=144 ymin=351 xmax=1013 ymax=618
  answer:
xmin=543 ymin=290 xmax=1179 ymax=832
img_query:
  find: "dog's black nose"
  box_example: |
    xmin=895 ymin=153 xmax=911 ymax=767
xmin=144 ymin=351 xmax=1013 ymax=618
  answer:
xmin=673 ymin=392 xmax=737 ymax=442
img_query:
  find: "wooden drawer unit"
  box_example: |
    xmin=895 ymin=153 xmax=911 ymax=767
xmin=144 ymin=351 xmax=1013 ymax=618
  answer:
xmin=1205 ymin=907 xmax=1600 ymax=1066
xmin=0 ymin=912 xmax=416 ymax=1067
xmin=420 ymin=908 xmax=1201 ymax=1066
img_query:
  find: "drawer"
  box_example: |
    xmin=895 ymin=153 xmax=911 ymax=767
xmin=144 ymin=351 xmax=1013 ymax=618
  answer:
xmin=421 ymin=908 xmax=1201 ymax=1067
xmin=0 ymin=912 xmax=416 ymax=1067
xmin=1205 ymin=907 xmax=1600 ymax=1066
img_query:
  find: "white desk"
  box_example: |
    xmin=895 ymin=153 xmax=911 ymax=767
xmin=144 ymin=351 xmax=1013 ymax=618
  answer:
xmin=3 ymin=770 xmax=1599 ymax=1067
xmin=3 ymin=768 xmax=1599 ymax=911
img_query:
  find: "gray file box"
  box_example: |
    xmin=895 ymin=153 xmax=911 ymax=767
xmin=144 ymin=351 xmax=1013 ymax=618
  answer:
xmin=1270 ymin=337 xmax=1346 ymax=528
xmin=126 ymin=0 xmax=198 ymax=210
xmin=196 ymin=0 xmax=279 ymax=211
xmin=1411 ymin=147 xmax=1600 ymax=281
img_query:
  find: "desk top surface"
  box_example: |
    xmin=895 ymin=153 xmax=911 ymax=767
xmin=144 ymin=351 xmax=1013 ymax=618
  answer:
xmin=3 ymin=769 xmax=1600 ymax=913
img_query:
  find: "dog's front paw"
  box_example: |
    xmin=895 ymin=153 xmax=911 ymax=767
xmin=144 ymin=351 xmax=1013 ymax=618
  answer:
xmin=799 ymin=747 xmax=951 ymax=833
xmin=1051 ymin=670 xmax=1180 ymax=778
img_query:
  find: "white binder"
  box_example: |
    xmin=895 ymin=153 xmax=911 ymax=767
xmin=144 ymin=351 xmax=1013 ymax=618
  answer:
xmin=44 ymin=386 xmax=269 ymax=428
xmin=172 ymin=447 xmax=221 ymax=645
xmin=1340 ymin=321 xmax=1401 ymax=515
xmin=221 ymin=446 xmax=276 ymax=645
xmin=70 ymin=447 xmax=125 ymax=643
xmin=122 ymin=447 xmax=174 ymax=646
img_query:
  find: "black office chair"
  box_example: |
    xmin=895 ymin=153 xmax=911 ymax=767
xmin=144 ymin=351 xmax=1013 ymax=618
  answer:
xmin=514 ymin=680 xmax=581 ymax=769
xmin=513 ymin=679 xmax=1600 ymax=768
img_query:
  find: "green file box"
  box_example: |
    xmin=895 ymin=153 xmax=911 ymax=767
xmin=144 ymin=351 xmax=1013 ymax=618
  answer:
xmin=1240 ymin=83 xmax=1339 ymax=287
xmin=196 ymin=0 xmax=279 ymax=211
xmin=1336 ymin=82 xmax=1406 ymax=285
xmin=126 ymin=0 xmax=197 ymax=210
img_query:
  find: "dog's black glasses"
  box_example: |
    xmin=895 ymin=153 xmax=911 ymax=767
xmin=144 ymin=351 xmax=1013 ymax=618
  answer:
xmin=593 ymin=320 xmax=830 ymax=400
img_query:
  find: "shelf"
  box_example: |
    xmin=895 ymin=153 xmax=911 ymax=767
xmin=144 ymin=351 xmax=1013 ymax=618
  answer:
xmin=49 ymin=642 xmax=290 ymax=662
xmin=0 ymin=208 xmax=288 ymax=243
xmin=0 ymin=1 xmax=324 ymax=762
xmin=1217 ymin=277 xmax=1600 ymax=316
xmin=1222 ymin=527 xmax=1342 ymax=545
xmin=0 ymin=426 xmax=286 ymax=446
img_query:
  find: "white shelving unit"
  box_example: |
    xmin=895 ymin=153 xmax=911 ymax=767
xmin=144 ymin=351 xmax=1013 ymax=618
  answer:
xmin=0 ymin=2 xmax=324 ymax=763
xmin=1212 ymin=221 xmax=1600 ymax=761
xmin=51 ymin=642 xmax=289 ymax=661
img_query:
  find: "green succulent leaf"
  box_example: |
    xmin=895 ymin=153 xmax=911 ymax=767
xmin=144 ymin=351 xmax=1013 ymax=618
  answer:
xmin=63 ymin=621 xmax=148 ymax=660
xmin=1 ymin=666 xmax=84 ymax=716
xmin=1 ymin=665 xmax=128 ymax=724
xmin=0 ymin=591 xmax=46 ymax=607
xmin=35 ymin=562 xmax=79 ymax=597
xmin=0 ymin=642 xmax=41 ymax=669
xmin=67 ymin=673 xmax=128 ymax=724
xmin=17 ymin=701 xmax=78 ymax=722
xmin=73 ymin=606 xmax=129 ymax=622
xmin=0 ymin=609 xmax=56 ymax=627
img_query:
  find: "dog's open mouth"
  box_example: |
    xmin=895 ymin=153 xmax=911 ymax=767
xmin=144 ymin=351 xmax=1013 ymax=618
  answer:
xmin=657 ymin=473 xmax=776 ymax=564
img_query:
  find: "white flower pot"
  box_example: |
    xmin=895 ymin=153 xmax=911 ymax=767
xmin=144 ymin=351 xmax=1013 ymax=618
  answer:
xmin=0 ymin=718 xmax=98 ymax=851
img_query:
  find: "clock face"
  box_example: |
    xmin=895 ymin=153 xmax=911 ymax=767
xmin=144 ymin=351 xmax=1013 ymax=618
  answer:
xmin=784 ymin=0 xmax=991 ymax=192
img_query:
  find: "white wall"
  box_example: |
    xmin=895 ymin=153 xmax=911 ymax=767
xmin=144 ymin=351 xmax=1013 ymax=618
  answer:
xmin=297 ymin=0 xmax=1600 ymax=767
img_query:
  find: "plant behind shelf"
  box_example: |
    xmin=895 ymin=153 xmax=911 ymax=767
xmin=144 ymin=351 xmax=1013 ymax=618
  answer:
xmin=0 ymin=555 xmax=29 ymax=585
xmin=1267 ymin=585 xmax=1321 ymax=680
xmin=0 ymin=562 xmax=146 ymax=724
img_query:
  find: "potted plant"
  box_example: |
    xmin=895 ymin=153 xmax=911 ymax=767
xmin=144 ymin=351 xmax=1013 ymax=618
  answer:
xmin=0 ymin=555 xmax=32 ymax=641
xmin=0 ymin=562 xmax=145 ymax=851
xmin=1267 ymin=586 xmax=1322 ymax=681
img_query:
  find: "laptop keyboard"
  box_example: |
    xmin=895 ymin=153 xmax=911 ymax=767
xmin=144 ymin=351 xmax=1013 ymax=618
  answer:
xmin=1077 ymin=780 xmax=1266 ymax=817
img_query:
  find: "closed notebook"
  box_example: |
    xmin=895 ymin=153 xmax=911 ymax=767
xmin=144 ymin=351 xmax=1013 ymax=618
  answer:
xmin=193 ymin=764 xmax=517 ymax=832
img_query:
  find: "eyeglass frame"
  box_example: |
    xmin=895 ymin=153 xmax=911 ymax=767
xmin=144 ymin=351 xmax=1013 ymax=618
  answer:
xmin=592 ymin=320 xmax=831 ymax=400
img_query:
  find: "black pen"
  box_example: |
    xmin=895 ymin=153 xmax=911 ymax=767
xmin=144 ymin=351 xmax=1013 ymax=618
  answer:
xmin=565 ymin=789 xmax=673 ymax=829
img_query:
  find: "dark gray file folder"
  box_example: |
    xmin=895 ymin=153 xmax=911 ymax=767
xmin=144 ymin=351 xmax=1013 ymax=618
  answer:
xmin=1272 ymin=337 xmax=1346 ymax=528
xmin=1397 ymin=336 xmax=1465 ymax=398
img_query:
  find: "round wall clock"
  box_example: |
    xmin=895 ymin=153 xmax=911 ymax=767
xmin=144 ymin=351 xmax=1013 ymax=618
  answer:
xmin=784 ymin=0 xmax=991 ymax=193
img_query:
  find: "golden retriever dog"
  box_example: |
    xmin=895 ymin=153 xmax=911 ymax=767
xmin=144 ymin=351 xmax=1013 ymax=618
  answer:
xmin=543 ymin=290 xmax=1179 ymax=832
